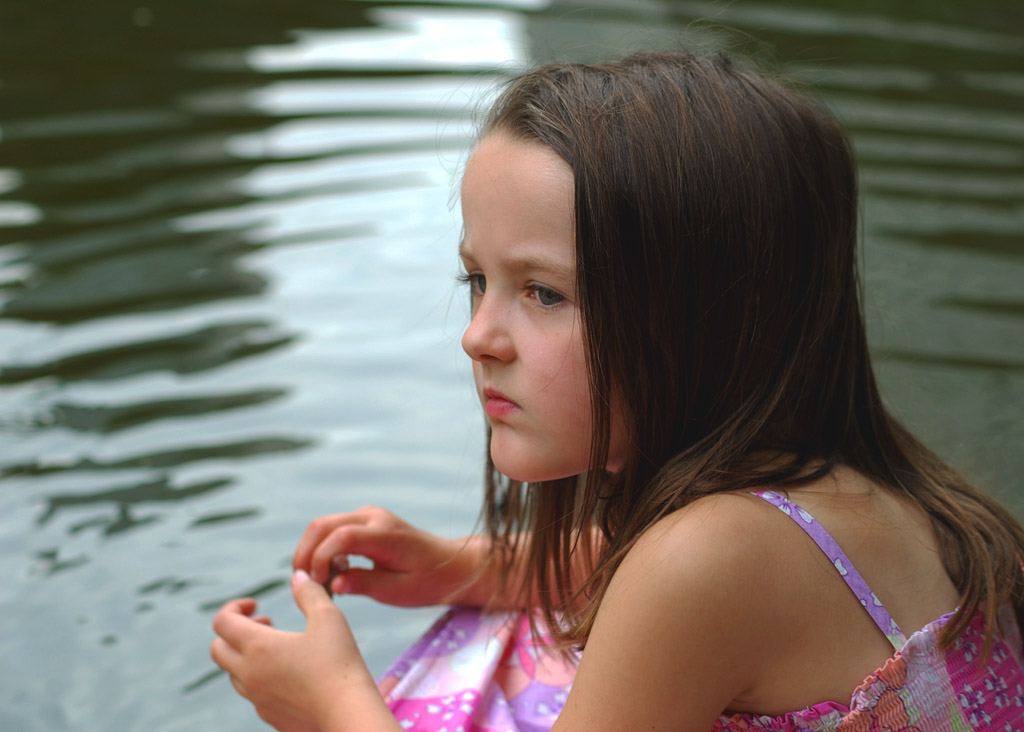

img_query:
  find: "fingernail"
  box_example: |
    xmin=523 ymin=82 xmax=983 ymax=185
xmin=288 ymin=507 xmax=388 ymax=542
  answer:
xmin=293 ymin=569 xmax=311 ymax=586
xmin=331 ymin=554 xmax=350 ymax=573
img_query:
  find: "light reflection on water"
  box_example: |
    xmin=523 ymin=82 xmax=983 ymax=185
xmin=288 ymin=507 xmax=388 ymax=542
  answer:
xmin=243 ymin=7 xmax=530 ymax=71
xmin=0 ymin=1 xmax=1021 ymax=730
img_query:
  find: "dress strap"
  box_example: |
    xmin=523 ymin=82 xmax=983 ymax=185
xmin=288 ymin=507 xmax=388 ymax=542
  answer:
xmin=751 ymin=490 xmax=907 ymax=649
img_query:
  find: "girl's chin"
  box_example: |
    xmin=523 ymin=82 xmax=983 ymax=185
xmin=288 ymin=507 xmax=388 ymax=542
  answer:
xmin=491 ymin=455 xmax=569 ymax=484
xmin=489 ymin=446 xmax=622 ymax=483
xmin=490 ymin=456 xmax=625 ymax=484
xmin=490 ymin=455 xmax=586 ymax=484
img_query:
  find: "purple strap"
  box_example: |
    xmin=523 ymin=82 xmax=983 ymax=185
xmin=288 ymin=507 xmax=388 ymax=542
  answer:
xmin=751 ymin=490 xmax=907 ymax=650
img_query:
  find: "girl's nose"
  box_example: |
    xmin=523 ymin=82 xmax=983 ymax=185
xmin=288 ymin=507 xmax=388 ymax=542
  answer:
xmin=461 ymin=297 xmax=514 ymax=363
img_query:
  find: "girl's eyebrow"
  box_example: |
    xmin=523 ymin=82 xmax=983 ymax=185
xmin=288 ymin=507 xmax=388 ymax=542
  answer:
xmin=458 ymin=242 xmax=573 ymax=281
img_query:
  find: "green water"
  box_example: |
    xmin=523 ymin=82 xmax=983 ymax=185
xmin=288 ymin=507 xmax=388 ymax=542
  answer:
xmin=0 ymin=1 xmax=1021 ymax=729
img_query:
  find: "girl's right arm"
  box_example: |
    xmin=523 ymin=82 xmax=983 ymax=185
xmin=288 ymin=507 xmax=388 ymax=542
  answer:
xmin=291 ymin=506 xmax=598 ymax=610
xmin=291 ymin=506 xmax=506 ymax=608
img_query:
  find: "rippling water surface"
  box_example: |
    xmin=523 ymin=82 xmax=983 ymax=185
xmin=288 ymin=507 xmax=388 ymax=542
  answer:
xmin=1 ymin=1 xmax=1021 ymax=729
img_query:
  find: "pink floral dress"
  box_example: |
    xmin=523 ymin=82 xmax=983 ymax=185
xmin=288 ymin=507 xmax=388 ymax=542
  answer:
xmin=378 ymin=607 xmax=576 ymax=732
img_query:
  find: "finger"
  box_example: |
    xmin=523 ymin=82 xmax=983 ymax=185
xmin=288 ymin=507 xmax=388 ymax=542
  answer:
xmin=210 ymin=636 xmax=243 ymax=674
xmin=292 ymin=512 xmax=372 ymax=573
xmin=332 ymin=554 xmax=350 ymax=574
xmin=251 ymin=615 xmax=273 ymax=626
xmin=292 ymin=515 xmax=341 ymax=573
xmin=330 ymin=566 xmax=398 ymax=599
xmin=214 ymin=597 xmax=258 ymax=618
xmin=321 ymin=555 xmax=349 ymax=595
xmin=228 ymin=673 xmax=249 ymax=700
xmin=234 ymin=597 xmax=258 ymax=616
xmin=310 ymin=525 xmax=409 ymax=584
xmin=213 ymin=602 xmax=271 ymax=647
xmin=329 ymin=572 xmax=349 ymax=595
xmin=211 ymin=598 xmax=253 ymax=640
xmin=291 ymin=569 xmax=339 ymax=622
xmin=308 ymin=524 xmax=388 ymax=583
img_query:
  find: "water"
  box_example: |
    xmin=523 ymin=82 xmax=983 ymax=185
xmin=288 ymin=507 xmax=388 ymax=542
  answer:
xmin=0 ymin=1 xmax=1021 ymax=729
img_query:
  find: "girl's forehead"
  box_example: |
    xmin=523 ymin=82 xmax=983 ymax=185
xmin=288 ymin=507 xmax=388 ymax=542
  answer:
xmin=459 ymin=135 xmax=576 ymax=280
xmin=461 ymin=135 xmax=573 ymax=234
xmin=463 ymin=133 xmax=571 ymax=189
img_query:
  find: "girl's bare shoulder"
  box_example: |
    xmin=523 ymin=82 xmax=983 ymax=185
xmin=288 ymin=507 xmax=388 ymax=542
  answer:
xmin=633 ymin=490 xmax=805 ymax=570
xmin=553 ymin=493 xmax=807 ymax=731
xmin=611 ymin=491 xmax=813 ymax=659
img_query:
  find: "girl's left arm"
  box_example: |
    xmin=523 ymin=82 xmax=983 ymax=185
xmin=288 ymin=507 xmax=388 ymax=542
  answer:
xmin=210 ymin=570 xmax=403 ymax=732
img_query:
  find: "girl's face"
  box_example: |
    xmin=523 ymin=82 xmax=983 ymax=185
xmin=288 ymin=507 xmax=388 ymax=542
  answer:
xmin=460 ymin=133 xmax=626 ymax=482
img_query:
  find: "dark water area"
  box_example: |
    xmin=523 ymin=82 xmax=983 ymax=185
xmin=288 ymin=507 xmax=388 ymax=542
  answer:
xmin=0 ymin=1 xmax=1021 ymax=729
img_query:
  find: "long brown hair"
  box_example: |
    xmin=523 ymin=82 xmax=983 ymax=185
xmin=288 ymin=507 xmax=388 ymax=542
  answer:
xmin=475 ymin=51 xmax=1024 ymax=651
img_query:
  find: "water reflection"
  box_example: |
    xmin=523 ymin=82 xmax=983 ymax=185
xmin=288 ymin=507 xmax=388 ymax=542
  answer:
xmin=850 ymin=134 xmax=1023 ymax=169
xmin=873 ymin=349 xmax=1024 ymax=373
xmin=2 ymin=258 xmax=264 ymax=323
xmin=0 ymin=436 xmax=312 ymax=479
xmin=38 ymin=474 xmax=235 ymax=533
xmin=0 ymin=319 xmax=295 ymax=383
xmin=886 ymin=230 xmax=1024 ymax=258
xmin=48 ymin=388 xmax=287 ymax=433
xmin=941 ymin=297 xmax=1024 ymax=318
xmin=30 ymin=547 xmax=90 ymax=576
xmin=139 ymin=576 xmax=211 ymax=596
xmin=188 ymin=507 xmax=262 ymax=528
xmin=197 ymin=578 xmax=289 ymax=612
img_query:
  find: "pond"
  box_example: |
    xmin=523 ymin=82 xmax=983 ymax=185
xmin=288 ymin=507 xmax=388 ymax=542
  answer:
xmin=0 ymin=1 xmax=1021 ymax=730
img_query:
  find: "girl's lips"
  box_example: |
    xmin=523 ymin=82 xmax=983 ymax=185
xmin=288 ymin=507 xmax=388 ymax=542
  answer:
xmin=483 ymin=388 xmax=520 ymax=418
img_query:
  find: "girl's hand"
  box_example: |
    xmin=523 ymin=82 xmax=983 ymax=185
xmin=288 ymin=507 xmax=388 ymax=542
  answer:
xmin=292 ymin=507 xmax=484 ymax=607
xmin=210 ymin=570 xmax=390 ymax=732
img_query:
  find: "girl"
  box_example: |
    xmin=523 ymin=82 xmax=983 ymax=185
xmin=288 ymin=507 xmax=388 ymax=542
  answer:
xmin=210 ymin=52 xmax=1024 ymax=731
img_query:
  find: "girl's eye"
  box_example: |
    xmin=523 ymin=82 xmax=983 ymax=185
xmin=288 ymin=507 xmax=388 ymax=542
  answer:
xmin=457 ymin=272 xmax=486 ymax=296
xmin=530 ymin=285 xmax=564 ymax=307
